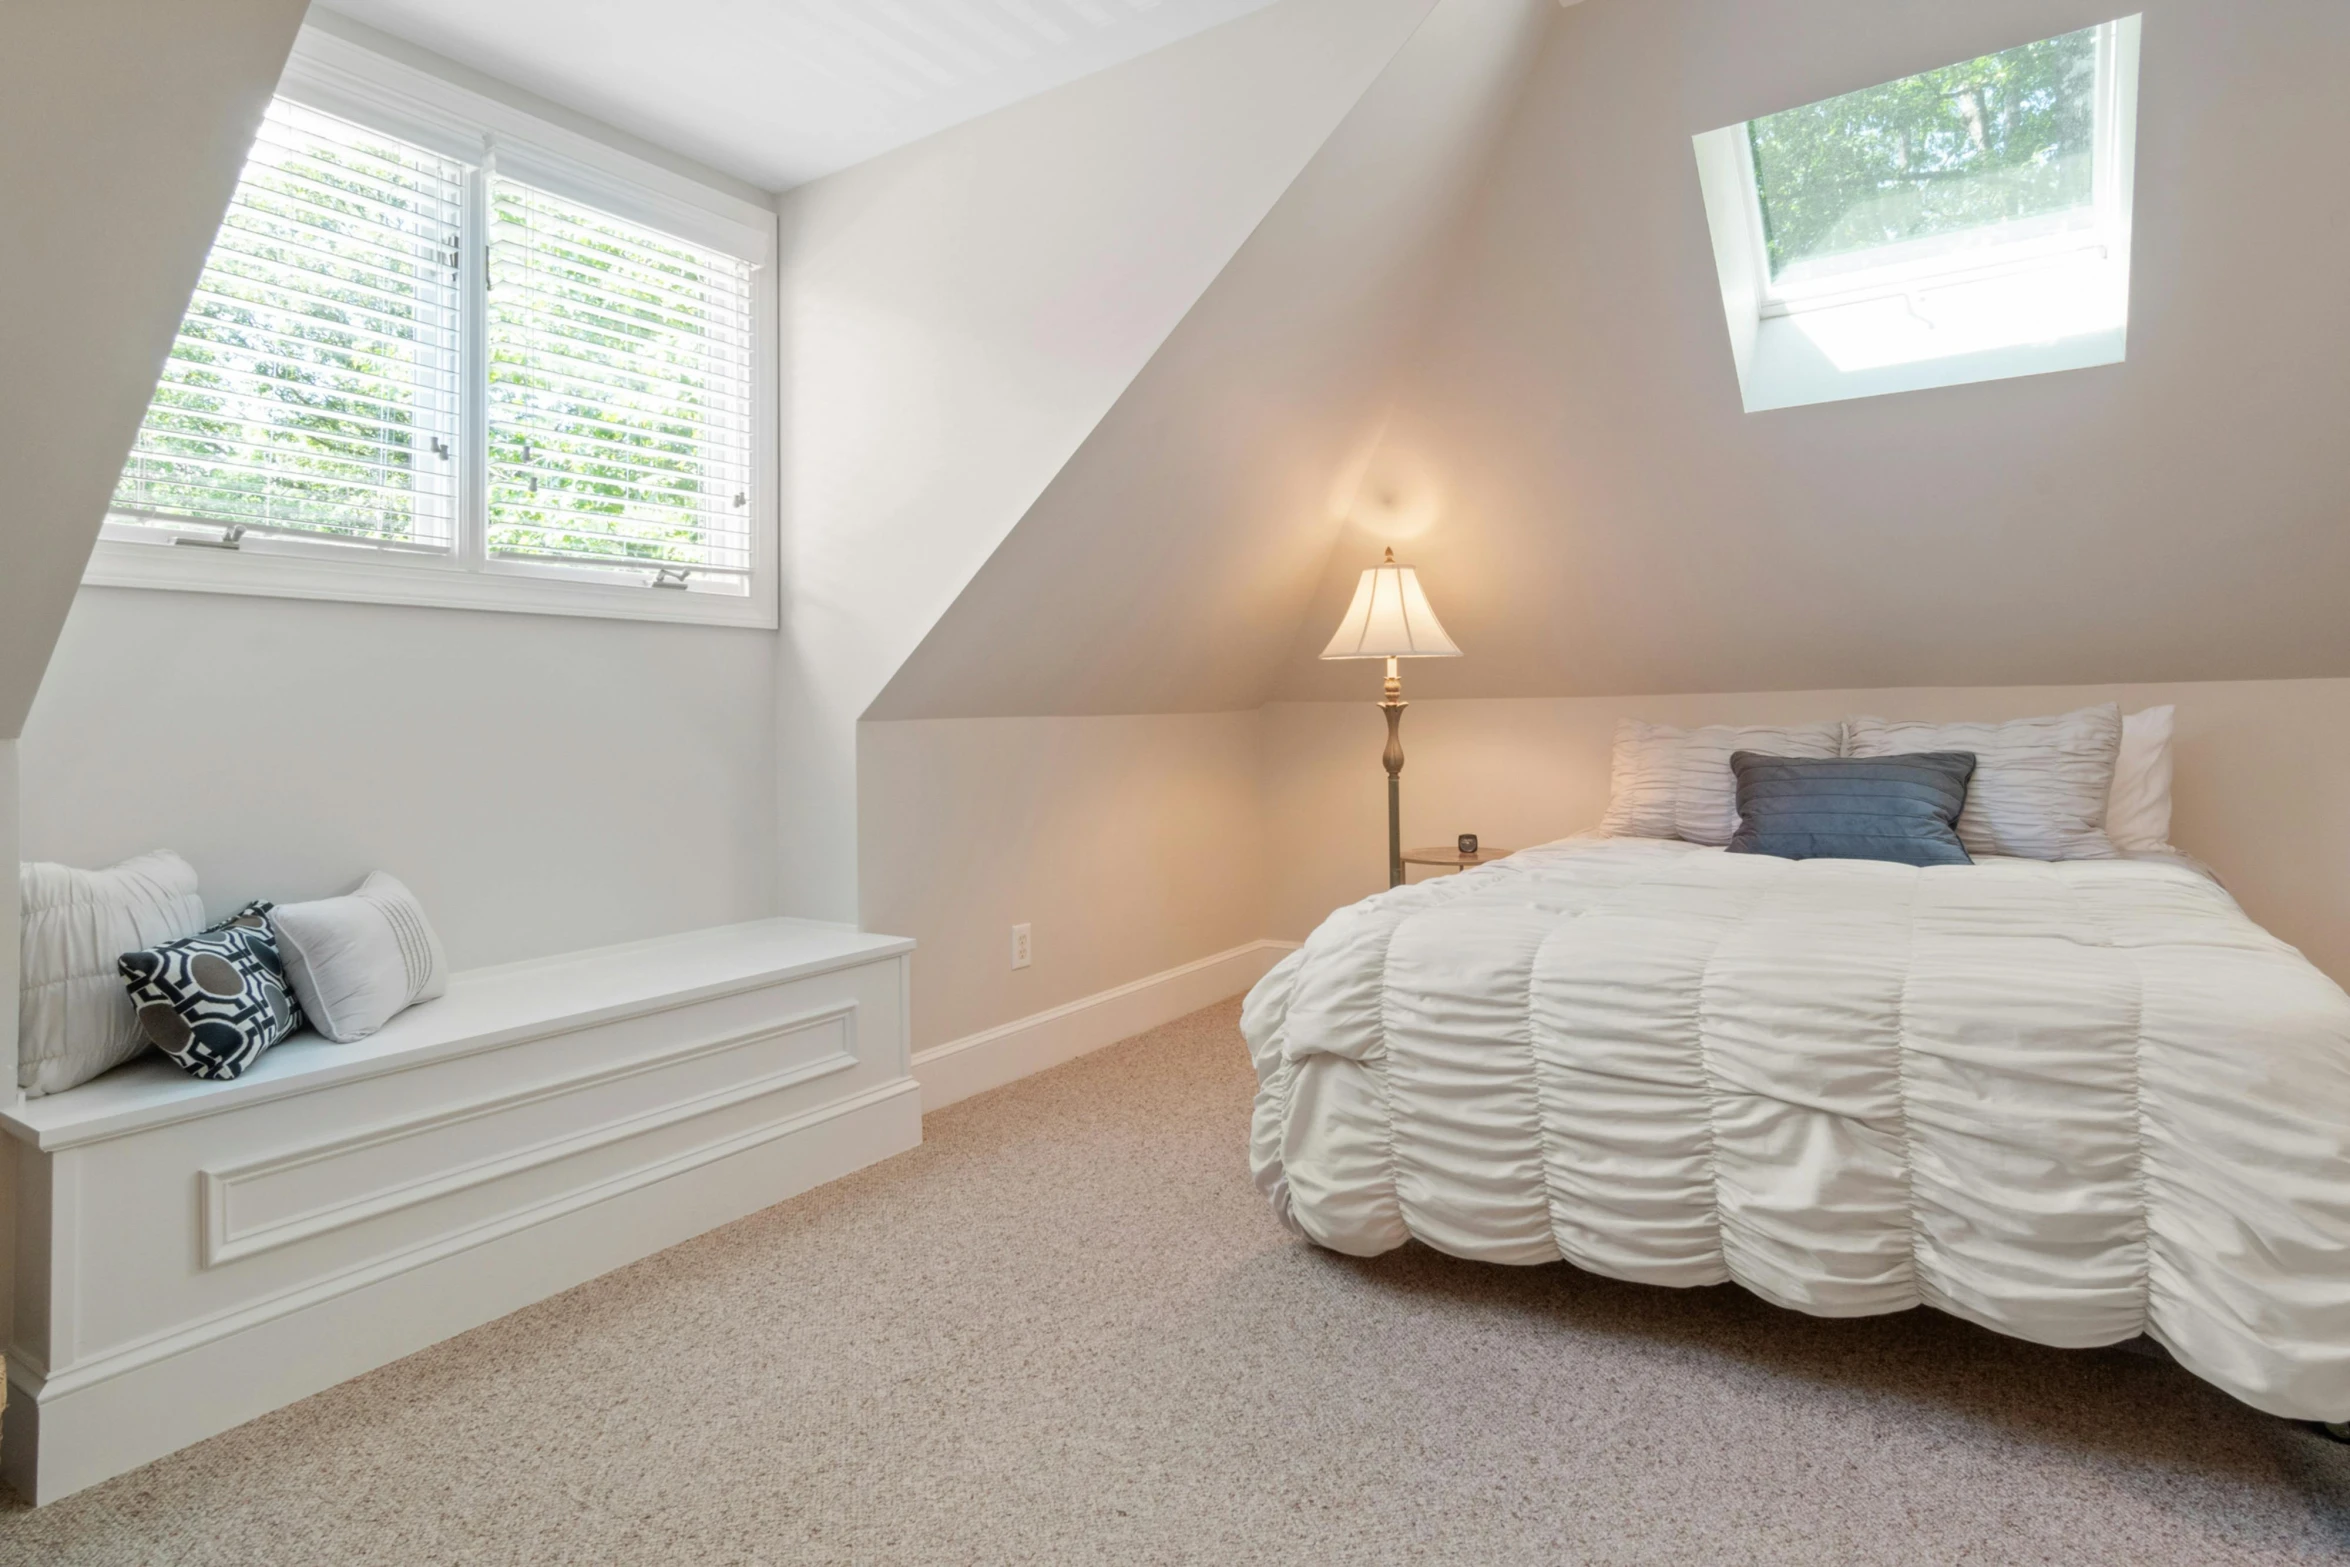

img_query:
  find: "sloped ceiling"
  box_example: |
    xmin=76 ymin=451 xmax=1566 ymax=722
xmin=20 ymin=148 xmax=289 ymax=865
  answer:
xmin=774 ymin=0 xmax=1448 ymax=917
xmin=316 ymin=0 xmax=1288 ymax=190
xmin=870 ymin=0 xmax=1557 ymax=719
xmin=0 ymin=0 xmax=311 ymax=739
xmin=878 ymin=0 xmax=2350 ymax=724
xmin=1273 ymin=0 xmax=2350 ymax=702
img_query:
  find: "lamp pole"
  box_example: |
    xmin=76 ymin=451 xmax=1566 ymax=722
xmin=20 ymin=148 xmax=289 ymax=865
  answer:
xmin=1382 ymin=655 xmax=1406 ymax=888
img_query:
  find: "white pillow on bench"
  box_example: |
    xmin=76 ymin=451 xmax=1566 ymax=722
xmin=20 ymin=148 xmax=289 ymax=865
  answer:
xmin=18 ymin=850 xmax=208 ymax=1096
xmin=271 ymin=872 xmax=449 ymax=1043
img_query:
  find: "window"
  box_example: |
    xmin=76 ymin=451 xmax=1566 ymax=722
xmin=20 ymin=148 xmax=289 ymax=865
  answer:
xmin=113 ymin=101 xmax=466 ymax=553
xmin=93 ymin=28 xmax=777 ymax=627
xmin=484 ymin=180 xmax=755 ymax=586
xmin=1693 ymin=17 xmax=2141 ymax=413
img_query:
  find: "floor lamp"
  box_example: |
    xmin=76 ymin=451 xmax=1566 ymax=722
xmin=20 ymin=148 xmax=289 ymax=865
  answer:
xmin=1321 ymin=548 xmax=1462 ymax=888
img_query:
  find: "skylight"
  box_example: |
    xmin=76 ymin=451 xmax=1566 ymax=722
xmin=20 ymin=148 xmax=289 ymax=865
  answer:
xmin=1693 ymin=18 xmax=2141 ymax=412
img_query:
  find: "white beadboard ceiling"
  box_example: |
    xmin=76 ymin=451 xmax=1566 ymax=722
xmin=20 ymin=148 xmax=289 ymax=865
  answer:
xmin=312 ymin=0 xmax=1287 ymax=190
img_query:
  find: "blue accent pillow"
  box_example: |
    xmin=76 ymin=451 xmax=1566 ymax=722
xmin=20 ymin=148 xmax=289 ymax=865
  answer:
xmin=1726 ymin=752 xmax=1977 ymax=867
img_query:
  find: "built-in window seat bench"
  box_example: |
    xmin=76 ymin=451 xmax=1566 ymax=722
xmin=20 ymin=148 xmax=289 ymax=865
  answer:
xmin=2 ymin=918 xmax=917 ymax=1505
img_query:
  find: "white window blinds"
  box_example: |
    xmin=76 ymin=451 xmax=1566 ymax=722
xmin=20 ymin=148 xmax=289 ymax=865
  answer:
xmin=486 ymin=178 xmax=756 ymax=583
xmin=112 ymin=100 xmax=464 ymax=549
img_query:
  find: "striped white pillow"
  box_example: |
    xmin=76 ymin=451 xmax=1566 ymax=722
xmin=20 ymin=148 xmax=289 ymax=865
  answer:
xmin=1845 ymin=703 xmax=2123 ymax=861
xmin=1600 ymin=719 xmax=1846 ymax=846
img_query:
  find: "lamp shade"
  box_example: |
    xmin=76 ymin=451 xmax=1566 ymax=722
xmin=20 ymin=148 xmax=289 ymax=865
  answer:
xmin=1320 ymin=548 xmax=1461 ymax=660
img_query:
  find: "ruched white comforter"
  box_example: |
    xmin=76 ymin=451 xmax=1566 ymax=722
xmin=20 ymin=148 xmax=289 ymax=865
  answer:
xmin=1243 ymin=836 xmax=2350 ymax=1420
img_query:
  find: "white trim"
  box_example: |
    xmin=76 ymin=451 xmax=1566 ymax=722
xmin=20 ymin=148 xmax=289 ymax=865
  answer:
xmin=80 ymin=534 xmax=778 ymax=629
xmin=914 ymin=940 xmax=1296 ymax=1113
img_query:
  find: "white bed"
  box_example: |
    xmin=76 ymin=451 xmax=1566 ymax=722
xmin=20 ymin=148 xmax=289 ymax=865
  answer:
xmin=1243 ymin=834 xmax=2350 ymax=1421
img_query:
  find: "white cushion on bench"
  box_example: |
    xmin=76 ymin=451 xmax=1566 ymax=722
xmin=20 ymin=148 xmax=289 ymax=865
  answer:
xmin=18 ymin=850 xmax=207 ymax=1097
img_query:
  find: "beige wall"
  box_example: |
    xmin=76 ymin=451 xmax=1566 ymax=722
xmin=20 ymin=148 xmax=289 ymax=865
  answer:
xmin=777 ymin=0 xmax=1439 ymax=922
xmin=21 ymin=590 xmax=779 ymax=971
xmin=1263 ymin=681 xmax=2350 ymax=986
xmin=861 ymin=678 xmax=2350 ymax=1060
xmin=859 ymin=714 xmax=1267 ymax=1052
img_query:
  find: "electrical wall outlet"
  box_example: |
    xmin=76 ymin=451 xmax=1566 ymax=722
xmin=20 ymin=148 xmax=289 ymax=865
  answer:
xmin=1011 ymin=923 xmax=1032 ymax=970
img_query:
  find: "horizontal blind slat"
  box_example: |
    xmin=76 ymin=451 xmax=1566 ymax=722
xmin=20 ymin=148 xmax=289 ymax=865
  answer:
xmin=488 ymin=437 xmax=749 ymax=492
xmin=148 ymin=374 xmax=446 ymax=439
xmin=113 ymin=98 xmax=463 ymax=549
xmin=486 ymin=391 xmax=753 ymax=458
xmin=486 ymin=271 xmax=753 ymax=355
xmin=487 ymin=174 xmax=756 ymax=575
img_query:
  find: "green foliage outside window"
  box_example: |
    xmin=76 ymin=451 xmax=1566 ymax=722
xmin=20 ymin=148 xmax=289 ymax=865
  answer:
xmin=486 ymin=183 xmax=752 ymax=572
xmin=114 ymin=102 xmax=458 ymax=543
xmin=1748 ymin=25 xmax=2102 ymax=278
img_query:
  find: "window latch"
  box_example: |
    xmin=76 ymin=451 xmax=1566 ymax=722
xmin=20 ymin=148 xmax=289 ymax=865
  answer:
xmin=174 ymin=523 xmax=246 ymax=551
xmin=651 ymin=567 xmax=691 ymax=590
xmin=431 ymin=436 xmax=451 ymax=460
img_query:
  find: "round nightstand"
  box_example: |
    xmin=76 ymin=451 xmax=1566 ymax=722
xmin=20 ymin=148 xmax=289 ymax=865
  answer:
xmin=1400 ymin=846 xmax=1513 ymax=877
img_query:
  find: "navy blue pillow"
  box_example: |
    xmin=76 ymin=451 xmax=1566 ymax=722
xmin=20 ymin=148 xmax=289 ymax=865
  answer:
xmin=1726 ymin=752 xmax=1976 ymax=867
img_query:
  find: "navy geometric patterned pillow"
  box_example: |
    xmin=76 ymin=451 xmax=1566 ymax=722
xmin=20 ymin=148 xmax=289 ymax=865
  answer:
xmin=118 ymin=902 xmax=306 ymax=1081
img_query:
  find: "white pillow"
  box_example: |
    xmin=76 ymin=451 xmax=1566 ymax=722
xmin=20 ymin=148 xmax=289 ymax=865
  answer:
xmin=1600 ymin=719 xmax=1845 ymax=846
xmin=18 ymin=850 xmax=207 ymax=1096
xmin=2108 ymin=705 xmax=2175 ymax=851
xmin=1846 ymin=703 xmax=2123 ymax=861
xmin=269 ymin=872 xmax=449 ymax=1043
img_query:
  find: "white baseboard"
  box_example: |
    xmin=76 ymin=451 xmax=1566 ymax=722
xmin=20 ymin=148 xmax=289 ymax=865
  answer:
xmin=913 ymin=940 xmax=1296 ymax=1113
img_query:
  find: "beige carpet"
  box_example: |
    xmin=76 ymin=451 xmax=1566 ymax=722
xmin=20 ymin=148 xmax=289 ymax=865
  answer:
xmin=5 ymin=998 xmax=2348 ymax=1565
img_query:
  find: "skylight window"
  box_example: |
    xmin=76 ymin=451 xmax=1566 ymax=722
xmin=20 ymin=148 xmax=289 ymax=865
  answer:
xmin=1694 ymin=17 xmax=2141 ymax=412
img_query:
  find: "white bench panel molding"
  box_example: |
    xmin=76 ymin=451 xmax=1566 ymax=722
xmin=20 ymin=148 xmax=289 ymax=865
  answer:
xmin=201 ymin=1001 xmax=860 ymax=1267
xmin=2 ymin=919 xmax=918 ymax=1506
xmin=913 ymin=939 xmax=1297 ymax=1113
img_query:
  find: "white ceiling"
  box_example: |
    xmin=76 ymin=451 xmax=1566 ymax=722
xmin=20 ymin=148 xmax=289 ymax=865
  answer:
xmin=313 ymin=0 xmax=1287 ymax=191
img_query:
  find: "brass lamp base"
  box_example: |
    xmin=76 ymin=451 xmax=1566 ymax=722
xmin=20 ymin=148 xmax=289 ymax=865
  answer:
xmin=1381 ymin=657 xmax=1406 ymax=888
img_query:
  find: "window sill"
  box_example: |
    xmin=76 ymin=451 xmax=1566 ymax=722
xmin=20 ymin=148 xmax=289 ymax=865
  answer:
xmin=1724 ymin=248 xmax=2131 ymax=413
xmin=81 ymin=538 xmax=778 ymax=630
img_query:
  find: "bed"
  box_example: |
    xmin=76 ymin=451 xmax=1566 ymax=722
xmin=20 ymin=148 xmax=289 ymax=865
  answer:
xmin=1242 ymin=832 xmax=2350 ymax=1421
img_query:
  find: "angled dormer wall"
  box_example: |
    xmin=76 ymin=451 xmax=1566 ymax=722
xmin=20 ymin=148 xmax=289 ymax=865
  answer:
xmin=1 ymin=0 xmax=311 ymax=1100
xmin=852 ymin=0 xmax=1557 ymax=1054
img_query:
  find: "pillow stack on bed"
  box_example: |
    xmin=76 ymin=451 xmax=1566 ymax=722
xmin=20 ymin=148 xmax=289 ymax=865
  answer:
xmin=1602 ymin=702 xmax=2177 ymax=868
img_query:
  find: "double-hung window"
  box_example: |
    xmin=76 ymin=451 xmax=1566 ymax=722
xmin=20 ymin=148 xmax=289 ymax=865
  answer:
xmin=1693 ymin=16 xmax=2142 ymax=413
xmin=94 ymin=28 xmax=777 ymax=627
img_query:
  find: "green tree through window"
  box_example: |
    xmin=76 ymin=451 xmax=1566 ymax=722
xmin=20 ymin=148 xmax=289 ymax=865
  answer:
xmin=1748 ymin=25 xmax=2102 ymax=278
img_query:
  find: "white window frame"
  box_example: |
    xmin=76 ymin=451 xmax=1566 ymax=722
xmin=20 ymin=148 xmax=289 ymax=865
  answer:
xmin=1693 ymin=15 xmax=2141 ymax=414
xmin=85 ymin=24 xmax=781 ymax=631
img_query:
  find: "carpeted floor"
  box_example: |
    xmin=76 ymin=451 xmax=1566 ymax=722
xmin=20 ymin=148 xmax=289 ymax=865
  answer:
xmin=4 ymin=998 xmax=2347 ymax=1564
